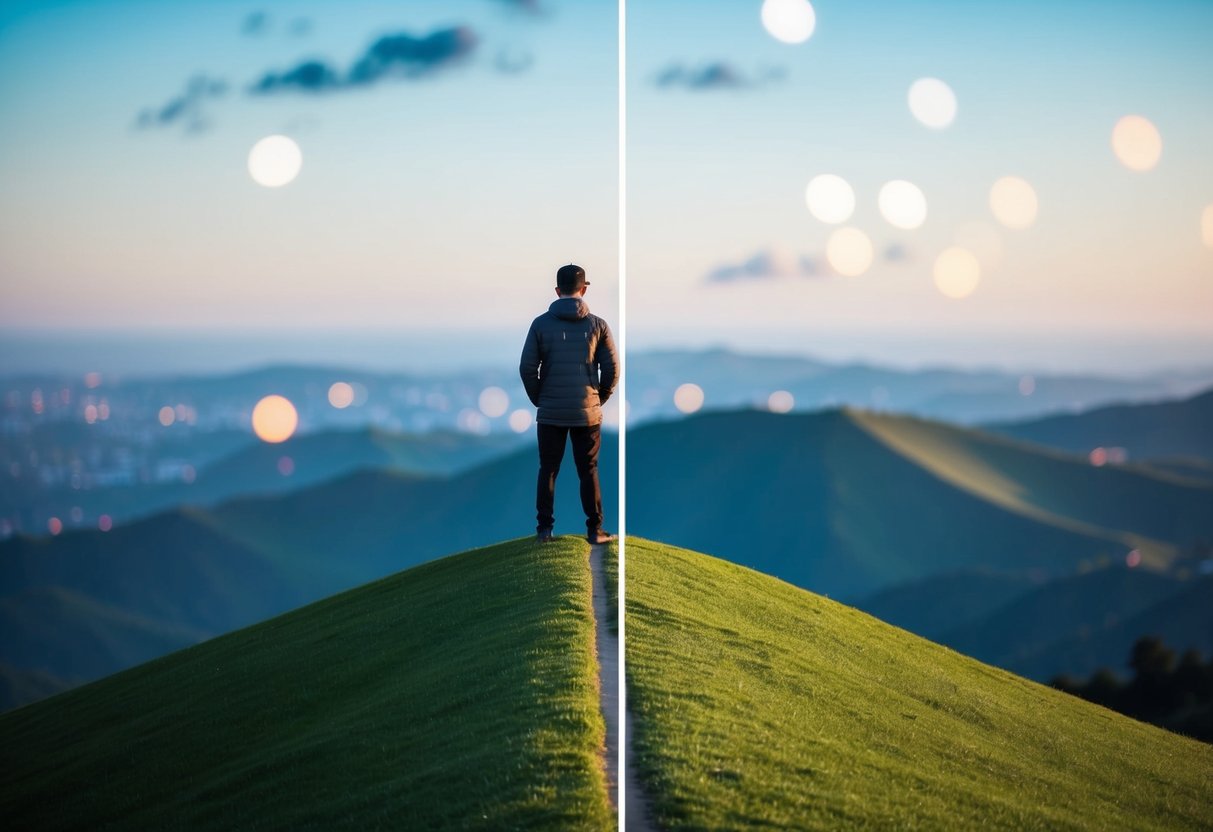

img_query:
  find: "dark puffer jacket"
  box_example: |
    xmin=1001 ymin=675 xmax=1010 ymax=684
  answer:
xmin=519 ymin=297 xmax=618 ymax=426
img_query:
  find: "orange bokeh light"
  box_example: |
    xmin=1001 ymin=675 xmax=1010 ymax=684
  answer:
xmin=251 ymin=395 xmax=299 ymax=443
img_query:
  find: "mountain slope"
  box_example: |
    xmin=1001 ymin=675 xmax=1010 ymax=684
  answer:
xmin=626 ymin=409 xmax=1212 ymax=598
xmin=933 ymin=567 xmax=1191 ymax=680
xmin=0 ymin=537 xmax=611 ymax=830
xmin=8 ymin=426 xmax=523 ymax=528
xmin=0 ymin=586 xmax=210 ymax=698
xmin=985 ymin=387 xmax=1213 ymax=464
xmin=625 ymin=538 xmax=1212 ymax=830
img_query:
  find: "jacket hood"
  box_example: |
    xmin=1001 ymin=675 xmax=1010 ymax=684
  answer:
xmin=549 ymin=297 xmax=590 ymax=321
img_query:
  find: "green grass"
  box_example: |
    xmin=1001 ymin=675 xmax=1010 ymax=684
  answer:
xmin=0 ymin=536 xmax=612 ymax=831
xmin=625 ymin=537 xmax=1213 ymax=831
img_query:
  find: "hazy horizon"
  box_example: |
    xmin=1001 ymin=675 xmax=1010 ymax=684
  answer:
xmin=4 ymin=325 xmax=1212 ymax=379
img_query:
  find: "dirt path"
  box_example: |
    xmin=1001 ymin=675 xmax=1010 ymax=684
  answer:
xmin=590 ymin=543 xmax=657 ymax=831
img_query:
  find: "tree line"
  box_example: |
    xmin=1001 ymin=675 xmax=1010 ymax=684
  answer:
xmin=1052 ymin=636 xmax=1212 ymax=743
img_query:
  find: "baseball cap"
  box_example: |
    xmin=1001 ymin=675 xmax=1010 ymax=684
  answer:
xmin=556 ymin=263 xmax=589 ymax=292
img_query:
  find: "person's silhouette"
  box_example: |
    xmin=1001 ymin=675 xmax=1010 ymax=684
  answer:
xmin=519 ymin=264 xmax=618 ymax=543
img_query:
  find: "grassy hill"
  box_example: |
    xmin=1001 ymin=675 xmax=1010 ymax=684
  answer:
xmin=985 ymin=387 xmax=1213 ymax=465
xmin=0 ymin=537 xmax=612 ymax=830
xmin=625 ymin=538 xmax=1213 ymax=830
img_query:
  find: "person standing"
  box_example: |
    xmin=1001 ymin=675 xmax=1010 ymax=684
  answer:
xmin=520 ymin=263 xmax=618 ymax=543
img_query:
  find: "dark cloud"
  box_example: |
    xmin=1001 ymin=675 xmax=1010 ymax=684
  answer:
xmin=135 ymin=75 xmax=228 ymax=133
xmin=704 ymin=250 xmax=826 ymax=284
xmin=655 ymin=62 xmax=782 ymax=91
xmin=242 ymin=11 xmax=268 ymax=36
xmin=251 ymin=59 xmax=342 ymax=93
xmin=251 ymin=27 xmax=478 ymax=94
xmin=349 ymin=28 xmax=478 ymax=84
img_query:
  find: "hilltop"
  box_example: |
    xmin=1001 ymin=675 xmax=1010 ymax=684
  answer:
xmin=625 ymin=538 xmax=1213 ymax=830
xmin=0 ymin=537 xmax=612 ymax=830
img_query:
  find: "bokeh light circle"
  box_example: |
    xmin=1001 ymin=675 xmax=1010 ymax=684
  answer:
xmin=908 ymin=78 xmax=957 ymax=129
xmin=933 ymin=247 xmax=981 ymax=299
xmin=768 ymin=390 xmax=795 ymax=413
xmin=248 ymin=135 xmax=303 ymax=187
xmin=478 ymin=386 xmax=509 ymax=418
xmin=251 ymin=394 xmax=299 ymax=443
xmin=674 ymin=383 xmax=705 ymax=414
xmin=826 ymin=227 xmax=874 ymax=276
xmin=1111 ymin=115 xmax=1162 ymax=172
xmin=878 ymin=180 xmax=928 ymax=229
xmin=328 ymin=382 xmax=355 ymax=409
xmin=805 ymin=174 xmax=855 ymax=224
xmin=989 ymin=176 xmax=1038 ymax=230
xmin=158 ymin=406 xmax=175 ymax=427
xmin=508 ymin=409 xmax=533 ymax=433
xmin=761 ymin=0 xmax=816 ymax=44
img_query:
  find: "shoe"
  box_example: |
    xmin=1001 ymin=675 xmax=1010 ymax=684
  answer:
xmin=587 ymin=529 xmax=615 ymax=544
xmin=536 ymin=528 xmax=554 ymax=543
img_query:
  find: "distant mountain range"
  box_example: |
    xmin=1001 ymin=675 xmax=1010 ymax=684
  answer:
xmin=627 ymin=348 xmax=1213 ymax=424
xmin=3 ymin=427 xmax=525 ymax=531
xmin=984 ymin=388 xmax=1213 ymax=468
xmin=627 ymin=408 xmax=1211 ymax=594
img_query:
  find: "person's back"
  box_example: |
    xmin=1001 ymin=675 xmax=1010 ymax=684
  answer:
xmin=520 ymin=264 xmax=617 ymax=543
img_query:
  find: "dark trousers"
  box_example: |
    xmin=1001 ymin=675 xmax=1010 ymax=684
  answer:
xmin=536 ymin=422 xmax=603 ymax=533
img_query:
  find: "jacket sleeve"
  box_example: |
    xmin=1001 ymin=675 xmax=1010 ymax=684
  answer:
xmin=519 ymin=322 xmax=542 ymax=407
xmin=594 ymin=320 xmax=619 ymax=404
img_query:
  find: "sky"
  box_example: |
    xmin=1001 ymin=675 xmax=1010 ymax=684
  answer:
xmin=627 ymin=0 xmax=1213 ymax=372
xmin=0 ymin=0 xmax=618 ymax=355
xmin=1 ymin=1 xmax=1211 ymax=376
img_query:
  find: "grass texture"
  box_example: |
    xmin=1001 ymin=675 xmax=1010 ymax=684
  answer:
xmin=625 ymin=537 xmax=1212 ymax=831
xmin=0 ymin=536 xmax=612 ymax=831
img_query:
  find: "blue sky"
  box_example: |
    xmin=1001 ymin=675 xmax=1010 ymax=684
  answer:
xmin=0 ymin=0 xmax=617 ymax=338
xmin=628 ymin=0 xmax=1213 ymax=370
xmin=2 ymin=1 xmax=1211 ymax=374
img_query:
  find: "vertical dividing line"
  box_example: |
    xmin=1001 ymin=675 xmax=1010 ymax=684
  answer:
xmin=616 ymin=0 xmax=628 ymax=827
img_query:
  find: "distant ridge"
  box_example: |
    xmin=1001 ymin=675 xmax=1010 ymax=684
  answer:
xmin=986 ymin=386 xmax=1213 ymax=465
xmin=626 ymin=407 xmax=1212 ymax=598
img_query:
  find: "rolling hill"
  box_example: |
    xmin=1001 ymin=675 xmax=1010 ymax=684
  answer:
xmin=625 ymin=538 xmax=1213 ymax=830
xmin=626 ymin=408 xmax=1213 ymax=599
xmin=985 ymin=387 xmax=1213 ymax=466
xmin=0 ymin=537 xmax=612 ymax=830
